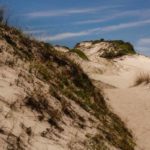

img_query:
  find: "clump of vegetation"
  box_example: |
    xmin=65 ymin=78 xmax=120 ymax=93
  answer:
xmin=70 ymin=48 xmax=89 ymax=60
xmin=75 ymin=39 xmax=105 ymax=47
xmin=111 ymin=40 xmax=136 ymax=54
xmin=24 ymin=94 xmax=63 ymax=131
xmin=101 ymin=40 xmax=136 ymax=59
xmin=25 ymin=95 xmax=49 ymax=114
xmin=102 ymin=112 xmax=135 ymax=150
xmin=134 ymin=72 xmax=150 ymax=86
xmin=31 ymin=63 xmax=52 ymax=81
xmin=7 ymin=134 xmax=26 ymax=150
xmin=85 ymin=134 xmax=109 ymax=150
xmin=91 ymin=38 xmax=105 ymax=44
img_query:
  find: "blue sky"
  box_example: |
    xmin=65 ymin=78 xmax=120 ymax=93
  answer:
xmin=1 ymin=0 xmax=150 ymax=55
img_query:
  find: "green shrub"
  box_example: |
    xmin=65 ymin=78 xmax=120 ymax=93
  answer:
xmin=70 ymin=49 xmax=89 ymax=60
xmin=100 ymin=41 xmax=136 ymax=59
xmin=111 ymin=40 xmax=136 ymax=55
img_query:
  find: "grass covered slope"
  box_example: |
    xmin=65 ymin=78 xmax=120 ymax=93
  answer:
xmin=0 ymin=24 xmax=135 ymax=150
xmin=75 ymin=40 xmax=136 ymax=59
xmin=103 ymin=40 xmax=136 ymax=58
xmin=70 ymin=48 xmax=89 ymax=60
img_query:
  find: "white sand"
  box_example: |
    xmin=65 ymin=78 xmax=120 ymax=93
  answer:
xmin=105 ymin=86 xmax=150 ymax=150
xmin=83 ymin=54 xmax=150 ymax=150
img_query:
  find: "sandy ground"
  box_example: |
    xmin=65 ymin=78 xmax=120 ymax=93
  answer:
xmin=88 ymin=55 xmax=150 ymax=150
xmin=105 ymin=86 xmax=150 ymax=150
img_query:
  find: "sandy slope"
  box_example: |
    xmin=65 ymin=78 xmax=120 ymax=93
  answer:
xmin=0 ymin=65 xmax=100 ymax=150
xmin=105 ymin=86 xmax=150 ymax=150
xmin=1 ymin=35 xmax=130 ymax=149
xmin=85 ymin=55 xmax=150 ymax=150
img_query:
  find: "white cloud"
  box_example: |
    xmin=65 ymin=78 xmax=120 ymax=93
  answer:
xmin=75 ymin=9 xmax=150 ymax=25
xmin=24 ymin=29 xmax=46 ymax=34
xmin=101 ymin=19 xmax=150 ymax=32
xmin=136 ymin=46 xmax=150 ymax=52
xmin=137 ymin=38 xmax=150 ymax=46
xmin=136 ymin=38 xmax=150 ymax=53
xmin=39 ymin=19 xmax=150 ymax=41
xmin=39 ymin=31 xmax=89 ymax=41
xmin=25 ymin=6 xmax=120 ymax=18
xmin=75 ymin=10 xmax=141 ymax=24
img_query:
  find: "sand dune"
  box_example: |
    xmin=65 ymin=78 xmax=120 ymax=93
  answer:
xmin=84 ymin=55 xmax=150 ymax=150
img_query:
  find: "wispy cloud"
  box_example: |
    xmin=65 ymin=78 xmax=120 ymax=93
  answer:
xmin=24 ymin=29 xmax=46 ymax=34
xmin=100 ymin=19 xmax=150 ymax=32
xmin=39 ymin=19 xmax=150 ymax=41
xmin=25 ymin=6 xmax=120 ymax=18
xmin=75 ymin=9 xmax=150 ymax=25
xmin=137 ymin=38 xmax=150 ymax=46
xmin=136 ymin=38 xmax=150 ymax=53
xmin=38 ymin=31 xmax=88 ymax=41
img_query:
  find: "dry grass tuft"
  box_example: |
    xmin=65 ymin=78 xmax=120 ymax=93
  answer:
xmin=134 ymin=72 xmax=150 ymax=86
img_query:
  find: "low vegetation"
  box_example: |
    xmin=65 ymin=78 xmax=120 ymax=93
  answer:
xmin=70 ymin=48 xmax=89 ymax=60
xmin=101 ymin=40 xmax=136 ymax=59
xmin=24 ymin=94 xmax=63 ymax=131
xmin=111 ymin=40 xmax=136 ymax=54
xmin=134 ymin=72 xmax=150 ymax=86
xmin=75 ymin=39 xmax=136 ymax=59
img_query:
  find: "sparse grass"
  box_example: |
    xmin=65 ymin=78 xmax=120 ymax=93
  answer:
xmin=134 ymin=72 xmax=150 ymax=86
xmin=30 ymin=62 xmax=52 ymax=81
xmin=5 ymin=59 xmax=15 ymax=67
xmin=24 ymin=94 xmax=63 ymax=131
xmin=25 ymin=95 xmax=49 ymax=114
xmin=70 ymin=48 xmax=89 ymax=60
xmin=7 ymin=134 xmax=26 ymax=150
xmin=61 ymin=101 xmax=76 ymax=119
xmin=101 ymin=50 xmax=117 ymax=59
xmin=36 ymin=64 xmax=51 ymax=81
xmin=85 ymin=134 xmax=109 ymax=150
xmin=102 ymin=112 xmax=135 ymax=150
xmin=75 ymin=89 xmax=90 ymax=100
